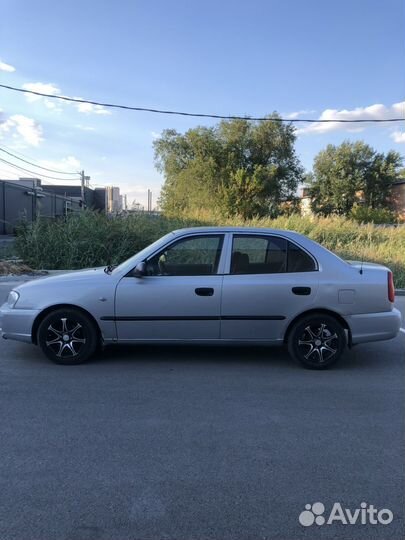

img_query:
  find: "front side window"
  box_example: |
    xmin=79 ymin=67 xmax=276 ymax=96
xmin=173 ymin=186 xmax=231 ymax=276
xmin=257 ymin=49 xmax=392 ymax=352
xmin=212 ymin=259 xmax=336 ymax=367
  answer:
xmin=230 ymin=235 xmax=316 ymax=274
xmin=146 ymin=235 xmax=224 ymax=276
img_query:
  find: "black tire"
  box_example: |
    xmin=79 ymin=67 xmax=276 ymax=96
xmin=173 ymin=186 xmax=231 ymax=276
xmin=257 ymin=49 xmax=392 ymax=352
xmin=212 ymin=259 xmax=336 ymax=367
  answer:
xmin=37 ymin=308 xmax=98 ymax=365
xmin=287 ymin=313 xmax=346 ymax=369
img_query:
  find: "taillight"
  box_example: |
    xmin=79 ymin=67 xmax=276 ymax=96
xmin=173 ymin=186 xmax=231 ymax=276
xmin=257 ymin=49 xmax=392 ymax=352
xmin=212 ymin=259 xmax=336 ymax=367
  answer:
xmin=388 ymin=271 xmax=395 ymax=303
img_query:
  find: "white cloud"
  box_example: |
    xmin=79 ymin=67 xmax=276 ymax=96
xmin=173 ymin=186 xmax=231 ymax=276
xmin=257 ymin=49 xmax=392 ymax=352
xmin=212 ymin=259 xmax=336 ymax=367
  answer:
xmin=38 ymin=155 xmax=81 ymax=171
xmin=22 ymin=82 xmax=61 ymax=101
xmin=0 ymin=113 xmax=43 ymax=146
xmin=390 ymin=130 xmax=405 ymax=144
xmin=73 ymin=98 xmax=111 ymax=115
xmin=22 ymin=82 xmax=64 ymax=112
xmin=75 ymin=124 xmax=96 ymax=131
xmin=21 ymin=81 xmax=111 ymax=115
xmin=296 ymin=101 xmax=405 ymax=135
xmin=151 ymin=131 xmax=161 ymax=139
xmin=0 ymin=59 xmax=16 ymax=72
xmin=284 ymin=109 xmax=316 ymax=119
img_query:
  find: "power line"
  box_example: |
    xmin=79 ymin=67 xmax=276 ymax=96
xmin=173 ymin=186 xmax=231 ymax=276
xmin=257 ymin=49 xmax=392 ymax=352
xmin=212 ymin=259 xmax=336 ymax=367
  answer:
xmin=0 ymin=146 xmax=79 ymax=175
xmin=1 ymin=83 xmax=404 ymax=123
xmin=0 ymin=157 xmax=81 ymax=182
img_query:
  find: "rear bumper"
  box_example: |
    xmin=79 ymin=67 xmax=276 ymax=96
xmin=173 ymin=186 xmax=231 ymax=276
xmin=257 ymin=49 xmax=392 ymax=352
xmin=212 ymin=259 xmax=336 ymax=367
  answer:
xmin=345 ymin=308 xmax=402 ymax=345
xmin=0 ymin=303 xmax=40 ymax=344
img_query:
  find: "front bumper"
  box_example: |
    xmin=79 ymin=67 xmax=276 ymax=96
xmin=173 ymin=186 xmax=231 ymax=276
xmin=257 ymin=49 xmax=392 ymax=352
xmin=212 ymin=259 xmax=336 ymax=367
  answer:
xmin=345 ymin=308 xmax=402 ymax=345
xmin=0 ymin=303 xmax=40 ymax=344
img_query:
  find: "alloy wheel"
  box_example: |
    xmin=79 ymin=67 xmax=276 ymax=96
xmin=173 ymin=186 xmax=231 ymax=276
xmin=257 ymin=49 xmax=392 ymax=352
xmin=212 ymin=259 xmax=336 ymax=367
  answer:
xmin=45 ymin=317 xmax=87 ymax=358
xmin=297 ymin=323 xmax=338 ymax=365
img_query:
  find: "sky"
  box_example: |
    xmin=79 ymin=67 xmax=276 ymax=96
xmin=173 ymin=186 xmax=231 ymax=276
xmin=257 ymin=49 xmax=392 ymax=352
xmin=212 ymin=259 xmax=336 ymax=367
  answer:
xmin=1 ymin=0 xmax=404 ymax=208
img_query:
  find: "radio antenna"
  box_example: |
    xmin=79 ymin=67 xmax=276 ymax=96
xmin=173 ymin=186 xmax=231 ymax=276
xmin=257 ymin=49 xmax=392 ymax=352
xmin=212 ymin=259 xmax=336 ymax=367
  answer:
xmin=359 ymin=248 xmax=364 ymax=275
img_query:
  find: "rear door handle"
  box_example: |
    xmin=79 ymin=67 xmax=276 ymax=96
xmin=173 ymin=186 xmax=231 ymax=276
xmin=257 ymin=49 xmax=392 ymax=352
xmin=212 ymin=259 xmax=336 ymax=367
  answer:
xmin=195 ymin=287 xmax=214 ymax=296
xmin=292 ymin=286 xmax=311 ymax=295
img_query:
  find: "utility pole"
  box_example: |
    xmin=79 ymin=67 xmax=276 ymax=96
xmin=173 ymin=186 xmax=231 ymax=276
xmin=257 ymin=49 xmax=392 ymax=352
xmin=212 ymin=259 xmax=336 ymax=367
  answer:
xmin=80 ymin=170 xmax=85 ymax=208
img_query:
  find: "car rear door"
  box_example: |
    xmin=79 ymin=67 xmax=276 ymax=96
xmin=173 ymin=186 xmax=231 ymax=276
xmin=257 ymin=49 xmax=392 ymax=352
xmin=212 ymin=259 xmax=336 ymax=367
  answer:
xmin=114 ymin=233 xmax=226 ymax=341
xmin=220 ymin=233 xmax=319 ymax=341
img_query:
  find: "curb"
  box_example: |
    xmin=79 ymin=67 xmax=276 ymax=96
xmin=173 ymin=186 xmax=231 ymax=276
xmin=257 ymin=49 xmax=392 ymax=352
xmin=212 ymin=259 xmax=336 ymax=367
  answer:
xmin=395 ymin=289 xmax=405 ymax=296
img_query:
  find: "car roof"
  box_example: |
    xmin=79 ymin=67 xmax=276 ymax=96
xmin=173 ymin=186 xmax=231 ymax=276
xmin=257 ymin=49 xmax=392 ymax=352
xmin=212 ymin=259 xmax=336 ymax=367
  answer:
xmin=172 ymin=226 xmax=304 ymax=238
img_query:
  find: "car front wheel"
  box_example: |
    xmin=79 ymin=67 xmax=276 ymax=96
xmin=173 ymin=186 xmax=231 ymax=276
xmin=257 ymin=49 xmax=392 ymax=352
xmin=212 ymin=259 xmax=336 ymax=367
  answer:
xmin=287 ymin=313 xmax=346 ymax=369
xmin=37 ymin=308 xmax=98 ymax=365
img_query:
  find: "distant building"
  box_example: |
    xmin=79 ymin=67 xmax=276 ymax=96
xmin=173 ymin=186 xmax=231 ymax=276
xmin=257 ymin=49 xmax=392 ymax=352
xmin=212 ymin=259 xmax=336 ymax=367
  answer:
xmin=94 ymin=188 xmax=108 ymax=212
xmin=300 ymin=187 xmax=313 ymax=216
xmin=42 ymin=182 xmax=124 ymax=214
xmin=106 ymin=186 xmax=122 ymax=213
xmin=0 ymin=178 xmax=128 ymax=234
xmin=6 ymin=177 xmax=42 ymax=189
xmin=299 ymin=183 xmax=405 ymax=220
xmin=130 ymin=201 xmax=144 ymax=212
xmin=119 ymin=194 xmax=127 ymax=211
xmin=120 ymin=194 xmax=128 ymax=211
xmin=0 ymin=177 xmax=82 ymax=234
xmin=41 ymin=184 xmax=95 ymax=209
xmin=390 ymin=181 xmax=405 ymax=221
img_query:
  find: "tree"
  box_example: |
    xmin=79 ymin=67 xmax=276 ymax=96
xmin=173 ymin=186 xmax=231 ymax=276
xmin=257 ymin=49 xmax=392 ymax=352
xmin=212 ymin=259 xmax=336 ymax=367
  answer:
xmin=308 ymin=141 xmax=403 ymax=216
xmin=153 ymin=115 xmax=303 ymax=219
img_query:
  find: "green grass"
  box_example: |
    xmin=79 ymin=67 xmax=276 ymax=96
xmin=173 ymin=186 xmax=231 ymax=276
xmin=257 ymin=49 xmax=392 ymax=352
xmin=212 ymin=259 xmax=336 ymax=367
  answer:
xmin=14 ymin=210 xmax=405 ymax=288
xmin=0 ymin=243 xmax=18 ymax=261
xmin=14 ymin=212 xmax=201 ymax=270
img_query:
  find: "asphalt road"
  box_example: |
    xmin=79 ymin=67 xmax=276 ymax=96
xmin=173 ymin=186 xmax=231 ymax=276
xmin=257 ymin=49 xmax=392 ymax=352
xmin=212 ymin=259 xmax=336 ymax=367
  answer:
xmin=0 ymin=281 xmax=404 ymax=540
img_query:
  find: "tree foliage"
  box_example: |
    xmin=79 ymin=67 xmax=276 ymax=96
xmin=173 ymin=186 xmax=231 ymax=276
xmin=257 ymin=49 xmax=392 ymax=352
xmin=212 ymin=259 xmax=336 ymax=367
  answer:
xmin=154 ymin=115 xmax=303 ymax=219
xmin=308 ymin=141 xmax=403 ymax=216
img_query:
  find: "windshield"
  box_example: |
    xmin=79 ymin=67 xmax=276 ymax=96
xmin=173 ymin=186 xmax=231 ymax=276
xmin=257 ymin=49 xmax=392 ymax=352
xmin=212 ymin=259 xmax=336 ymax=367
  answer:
xmin=111 ymin=232 xmax=175 ymax=274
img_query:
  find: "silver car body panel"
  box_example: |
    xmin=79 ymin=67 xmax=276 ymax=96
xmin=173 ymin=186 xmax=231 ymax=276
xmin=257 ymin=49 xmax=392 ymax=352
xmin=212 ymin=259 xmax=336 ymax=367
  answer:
xmin=0 ymin=227 xmax=402 ymax=348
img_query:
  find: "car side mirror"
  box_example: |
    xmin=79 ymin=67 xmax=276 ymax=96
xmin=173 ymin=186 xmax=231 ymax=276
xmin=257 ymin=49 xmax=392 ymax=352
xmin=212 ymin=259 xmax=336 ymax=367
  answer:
xmin=133 ymin=261 xmax=147 ymax=277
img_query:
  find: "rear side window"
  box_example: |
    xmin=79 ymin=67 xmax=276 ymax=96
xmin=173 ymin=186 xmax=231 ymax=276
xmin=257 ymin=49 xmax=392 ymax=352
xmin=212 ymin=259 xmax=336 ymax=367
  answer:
xmin=231 ymin=235 xmax=316 ymax=274
xmin=287 ymin=242 xmax=317 ymax=272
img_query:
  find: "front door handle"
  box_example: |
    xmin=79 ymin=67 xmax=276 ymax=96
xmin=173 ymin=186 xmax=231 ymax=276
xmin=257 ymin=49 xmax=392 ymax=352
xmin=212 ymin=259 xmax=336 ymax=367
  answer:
xmin=195 ymin=287 xmax=214 ymax=296
xmin=292 ymin=286 xmax=311 ymax=295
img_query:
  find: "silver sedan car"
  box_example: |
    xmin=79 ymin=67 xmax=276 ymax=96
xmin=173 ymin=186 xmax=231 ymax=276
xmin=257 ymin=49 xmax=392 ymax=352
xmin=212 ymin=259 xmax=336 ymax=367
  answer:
xmin=0 ymin=227 xmax=401 ymax=369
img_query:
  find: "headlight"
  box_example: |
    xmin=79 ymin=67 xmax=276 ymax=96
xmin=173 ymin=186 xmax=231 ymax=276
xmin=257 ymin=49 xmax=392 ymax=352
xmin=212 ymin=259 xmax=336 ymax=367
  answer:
xmin=7 ymin=291 xmax=20 ymax=308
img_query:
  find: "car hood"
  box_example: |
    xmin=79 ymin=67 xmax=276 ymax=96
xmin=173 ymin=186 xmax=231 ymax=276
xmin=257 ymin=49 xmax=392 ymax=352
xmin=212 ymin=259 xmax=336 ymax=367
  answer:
xmin=15 ymin=267 xmax=109 ymax=291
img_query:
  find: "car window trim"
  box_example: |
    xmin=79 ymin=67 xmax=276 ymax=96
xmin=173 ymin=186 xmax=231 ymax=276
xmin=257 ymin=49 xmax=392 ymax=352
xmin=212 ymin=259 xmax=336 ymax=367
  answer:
xmin=125 ymin=233 xmax=227 ymax=277
xmin=228 ymin=233 xmax=318 ymax=275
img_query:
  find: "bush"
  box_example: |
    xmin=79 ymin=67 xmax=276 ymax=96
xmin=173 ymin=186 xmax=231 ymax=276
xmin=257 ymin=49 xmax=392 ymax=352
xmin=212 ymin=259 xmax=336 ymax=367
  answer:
xmin=14 ymin=211 xmax=201 ymax=270
xmin=350 ymin=205 xmax=398 ymax=224
xmin=15 ymin=209 xmax=405 ymax=288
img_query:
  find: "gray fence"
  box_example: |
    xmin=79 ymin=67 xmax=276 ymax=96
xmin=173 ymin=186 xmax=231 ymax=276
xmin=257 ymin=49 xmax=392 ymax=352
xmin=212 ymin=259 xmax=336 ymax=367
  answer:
xmin=0 ymin=180 xmax=82 ymax=234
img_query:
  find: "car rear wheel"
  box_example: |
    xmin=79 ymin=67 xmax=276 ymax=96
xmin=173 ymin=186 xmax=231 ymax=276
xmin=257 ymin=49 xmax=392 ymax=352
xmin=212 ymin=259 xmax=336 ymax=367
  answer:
xmin=37 ymin=308 xmax=98 ymax=365
xmin=287 ymin=313 xmax=346 ymax=369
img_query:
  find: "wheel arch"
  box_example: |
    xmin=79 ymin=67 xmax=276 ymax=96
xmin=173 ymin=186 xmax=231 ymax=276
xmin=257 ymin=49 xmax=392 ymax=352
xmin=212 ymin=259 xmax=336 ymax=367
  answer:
xmin=284 ymin=308 xmax=352 ymax=347
xmin=32 ymin=304 xmax=102 ymax=345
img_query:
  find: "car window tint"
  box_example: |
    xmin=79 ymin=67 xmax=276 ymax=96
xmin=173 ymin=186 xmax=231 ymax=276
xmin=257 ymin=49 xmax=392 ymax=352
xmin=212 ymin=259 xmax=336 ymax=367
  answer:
xmin=287 ymin=241 xmax=316 ymax=272
xmin=232 ymin=237 xmax=268 ymax=263
xmin=146 ymin=235 xmax=224 ymax=276
xmin=231 ymin=235 xmax=287 ymax=274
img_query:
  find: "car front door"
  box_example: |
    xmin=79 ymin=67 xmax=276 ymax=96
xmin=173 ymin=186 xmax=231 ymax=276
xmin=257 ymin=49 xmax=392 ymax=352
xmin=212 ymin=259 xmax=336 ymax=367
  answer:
xmin=220 ymin=234 xmax=319 ymax=341
xmin=114 ymin=234 xmax=226 ymax=341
